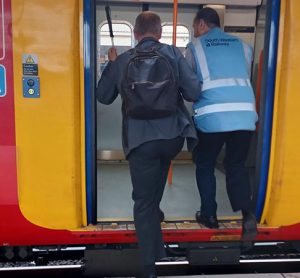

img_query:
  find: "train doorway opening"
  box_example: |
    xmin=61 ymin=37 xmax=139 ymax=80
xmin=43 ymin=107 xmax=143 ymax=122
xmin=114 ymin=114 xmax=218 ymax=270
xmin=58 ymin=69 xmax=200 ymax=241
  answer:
xmin=85 ymin=0 xmax=277 ymax=228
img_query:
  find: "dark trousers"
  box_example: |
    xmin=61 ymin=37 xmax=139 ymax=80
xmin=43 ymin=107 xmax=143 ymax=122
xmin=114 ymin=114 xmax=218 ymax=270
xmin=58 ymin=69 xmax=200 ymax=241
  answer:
xmin=128 ymin=137 xmax=184 ymax=268
xmin=193 ymin=130 xmax=253 ymax=217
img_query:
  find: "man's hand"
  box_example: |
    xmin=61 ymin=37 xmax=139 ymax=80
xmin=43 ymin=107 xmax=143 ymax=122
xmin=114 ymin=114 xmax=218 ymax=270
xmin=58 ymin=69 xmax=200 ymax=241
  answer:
xmin=108 ymin=47 xmax=117 ymax=61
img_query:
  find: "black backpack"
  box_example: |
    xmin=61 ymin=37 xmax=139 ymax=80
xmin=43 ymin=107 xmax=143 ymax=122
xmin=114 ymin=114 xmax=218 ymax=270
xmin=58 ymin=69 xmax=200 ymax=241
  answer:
xmin=121 ymin=46 xmax=178 ymax=119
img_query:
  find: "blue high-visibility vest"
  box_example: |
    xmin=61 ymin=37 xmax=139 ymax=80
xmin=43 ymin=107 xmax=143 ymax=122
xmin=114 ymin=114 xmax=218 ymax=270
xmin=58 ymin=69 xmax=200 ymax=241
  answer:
xmin=187 ymin=27 xmax=258 ymax=132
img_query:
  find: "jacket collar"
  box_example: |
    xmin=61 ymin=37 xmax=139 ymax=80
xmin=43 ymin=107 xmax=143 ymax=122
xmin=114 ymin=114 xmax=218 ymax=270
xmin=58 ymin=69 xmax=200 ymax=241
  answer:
xmin=136 ymin=37 xmax=159 ymax=48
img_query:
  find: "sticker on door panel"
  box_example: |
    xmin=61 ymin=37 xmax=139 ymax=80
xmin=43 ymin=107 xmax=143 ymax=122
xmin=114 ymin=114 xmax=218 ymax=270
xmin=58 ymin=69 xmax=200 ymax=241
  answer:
xmin=22 ymin=54 xmax=39 ymax=76
xmin=0 ymin=0 xmax=5 ymax=60
xmin=0 ymin=65 xmax=6 ymax=97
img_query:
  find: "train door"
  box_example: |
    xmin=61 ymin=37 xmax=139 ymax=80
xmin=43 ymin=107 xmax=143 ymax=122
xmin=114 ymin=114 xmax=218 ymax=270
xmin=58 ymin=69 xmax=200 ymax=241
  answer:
xmin=89 ymin=0 xmax=267 ymax=225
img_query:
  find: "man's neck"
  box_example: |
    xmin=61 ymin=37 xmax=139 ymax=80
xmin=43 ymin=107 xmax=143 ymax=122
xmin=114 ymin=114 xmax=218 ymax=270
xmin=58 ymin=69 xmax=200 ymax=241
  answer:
xmin=138 ymin=36 xmax=158 ymax=43
xmin=136 ymin=32 xmax=160 ymax=42
xmin=199 ymin=26 xmax=219 ymax=37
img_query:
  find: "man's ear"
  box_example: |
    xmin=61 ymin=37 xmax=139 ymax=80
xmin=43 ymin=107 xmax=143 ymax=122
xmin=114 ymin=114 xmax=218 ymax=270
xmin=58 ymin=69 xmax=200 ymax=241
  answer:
xmin=156 ymin=29 xmax=162 ymax=40
xmin=193 ymin=19 xmax=202 ymax=36
xmin=199 ymin=19 xmax=206 ymax=30
xmin=134 ymin=31 xmax=140 ymax=41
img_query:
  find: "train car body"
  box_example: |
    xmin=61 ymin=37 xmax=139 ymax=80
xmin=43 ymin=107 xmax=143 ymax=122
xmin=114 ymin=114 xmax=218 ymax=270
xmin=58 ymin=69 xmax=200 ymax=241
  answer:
xmin=1 ymin=0 xmax=300 ymax=275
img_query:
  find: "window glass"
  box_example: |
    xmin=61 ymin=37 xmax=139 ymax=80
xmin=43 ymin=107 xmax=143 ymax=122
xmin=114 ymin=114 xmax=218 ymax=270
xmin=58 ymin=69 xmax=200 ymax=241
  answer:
xmin=161 ymin=24 xmax=190 ymax=48
xmin=98 ymin=22 xmax=133 ymax=78
xmin=100 ymin=23 xmax=132 ymax=46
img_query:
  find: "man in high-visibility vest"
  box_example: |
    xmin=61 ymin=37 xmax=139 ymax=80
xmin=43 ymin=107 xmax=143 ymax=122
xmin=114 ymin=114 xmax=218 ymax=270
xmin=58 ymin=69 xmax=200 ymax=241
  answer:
xmin=185 ymin=7 xmax=258 ymax=240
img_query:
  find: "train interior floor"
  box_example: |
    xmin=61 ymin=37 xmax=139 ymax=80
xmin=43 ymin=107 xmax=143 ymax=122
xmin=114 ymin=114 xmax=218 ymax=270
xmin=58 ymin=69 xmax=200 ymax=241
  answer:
xmin=96 ymin=163 xmax=241 ymax=221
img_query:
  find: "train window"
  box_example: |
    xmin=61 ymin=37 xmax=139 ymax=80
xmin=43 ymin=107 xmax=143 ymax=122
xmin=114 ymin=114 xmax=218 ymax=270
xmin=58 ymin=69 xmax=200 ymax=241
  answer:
xmin=99 ymin=22 xmax=132 ymax=46
xmin=97 ymin=21 xmax=134 ymax=77
xmin=160 ymin=24 xmax=190 ymax=48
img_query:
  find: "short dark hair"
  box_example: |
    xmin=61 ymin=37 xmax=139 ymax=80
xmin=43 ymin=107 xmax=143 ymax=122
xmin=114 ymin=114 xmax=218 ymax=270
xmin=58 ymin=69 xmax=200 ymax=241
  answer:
xmin=134 ymin=11 xmax=162 ymax=36
xmin=194 ymin=7 xmax=220 ymax=28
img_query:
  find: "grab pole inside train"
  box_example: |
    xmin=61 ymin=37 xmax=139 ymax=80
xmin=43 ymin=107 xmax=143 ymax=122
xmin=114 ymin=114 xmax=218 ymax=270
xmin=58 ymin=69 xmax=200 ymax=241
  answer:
xmin=167 ymin=0 xmax=178 ymax=186
xmin=105 ymin=5 xmax=114 ymax=46
xmin=172 ymin=0 xmax=178 ymax=46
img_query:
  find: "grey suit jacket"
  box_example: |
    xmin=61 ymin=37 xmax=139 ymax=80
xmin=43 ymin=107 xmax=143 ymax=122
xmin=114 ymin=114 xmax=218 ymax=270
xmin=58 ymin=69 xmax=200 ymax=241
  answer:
xmin=96 ymin=37 xmax=202 ymax=158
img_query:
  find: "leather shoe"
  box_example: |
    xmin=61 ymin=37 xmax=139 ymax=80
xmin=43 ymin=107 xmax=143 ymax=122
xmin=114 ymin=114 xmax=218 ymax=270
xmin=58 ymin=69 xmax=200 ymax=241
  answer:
xmin=195 ymin=211 xmax=219 ymax=229
xmin=242 ymin=211 xmax=257 ymax=241
xmin=159 ymin=208 xmax=165 ymax=223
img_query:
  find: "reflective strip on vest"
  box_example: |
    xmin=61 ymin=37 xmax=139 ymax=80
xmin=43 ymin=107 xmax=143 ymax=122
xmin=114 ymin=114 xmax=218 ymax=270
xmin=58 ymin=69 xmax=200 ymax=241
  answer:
xmin=202 ymin=78 xmax=251 ymax=91
xmin=242 ymin=41 xmax=252 ymax=75
xmin=194 ymin=102 xmax=256 ymax=117
xmin=194 ymin=39 xmax=251 ymax=91
xmin=194 ymin=39 xmax=210 ymax=81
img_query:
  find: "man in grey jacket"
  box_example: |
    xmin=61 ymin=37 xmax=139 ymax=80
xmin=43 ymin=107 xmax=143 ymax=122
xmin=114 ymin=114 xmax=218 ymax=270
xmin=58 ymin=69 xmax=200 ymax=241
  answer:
xmin=97 ymin=11 xmax=201 ymax=278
